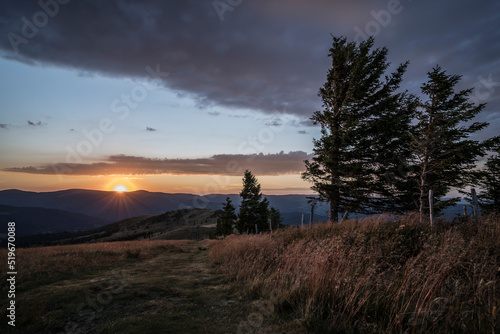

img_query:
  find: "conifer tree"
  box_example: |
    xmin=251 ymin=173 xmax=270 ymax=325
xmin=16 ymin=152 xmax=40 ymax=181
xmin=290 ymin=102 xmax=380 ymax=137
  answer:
xmin=412 ymin=66 xmax=489 ymax=222
xmin=237 ymin=170 xmax=269 ymax=233
xmin=302 ymin=36 xmax=416 ymax=221
xmin=269 ymin=207 xmax=282 ymax=231
xmin=477 ymin=146 xmax=500 ymax=214
xmin=216 ymin=197 xmax=237 ymax=236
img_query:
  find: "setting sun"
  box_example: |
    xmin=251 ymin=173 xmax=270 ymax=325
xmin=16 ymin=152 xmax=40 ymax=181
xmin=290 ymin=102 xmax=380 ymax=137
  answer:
xmin=113 ymin=185 xmax=128 ymax=192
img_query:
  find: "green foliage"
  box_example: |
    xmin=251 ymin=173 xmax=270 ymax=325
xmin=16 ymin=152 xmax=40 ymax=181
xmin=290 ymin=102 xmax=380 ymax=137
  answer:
xmin=412 ymin=66 xmax=489 ymax=221
xmin=216 ymin=197 xmax=237 ymax=236
xmin=302 ymin=36 xmax=416 ymax=221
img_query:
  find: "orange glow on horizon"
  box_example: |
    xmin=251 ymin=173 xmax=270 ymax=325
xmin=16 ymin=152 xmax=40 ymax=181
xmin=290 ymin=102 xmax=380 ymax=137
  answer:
xmin=0 ymin=171 xmax=313 ymax=195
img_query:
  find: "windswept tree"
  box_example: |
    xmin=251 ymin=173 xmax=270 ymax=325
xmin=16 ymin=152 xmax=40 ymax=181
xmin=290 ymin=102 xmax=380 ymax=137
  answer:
xmin=412 ymin=66 xmax=489 ymax=222
xmin=216 ymin=197 xmax=237 ymax=236
xmin=302 ymin=36 xmax=416 ymax=221
xmin=237 ymin=170 xmax=269 ymax=233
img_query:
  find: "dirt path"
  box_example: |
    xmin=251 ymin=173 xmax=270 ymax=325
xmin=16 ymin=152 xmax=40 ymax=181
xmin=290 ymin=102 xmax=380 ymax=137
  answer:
xmin=58 ymin=241 xmax=248 ymax=333
xmin=2 ymin=240 xmax=291 ymax=333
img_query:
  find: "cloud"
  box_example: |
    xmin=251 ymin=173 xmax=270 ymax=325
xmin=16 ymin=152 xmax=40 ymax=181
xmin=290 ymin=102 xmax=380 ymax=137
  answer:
xmin=27 ymin=120 xmax=43 ymax=126
xmin=3 ymin=151 xmax=313 ymax=176
xmin=0 ymin=0 xmax=498 ymax=126
xmin=265 ymin=119 xmax=282 ymax=127
xmin=146 ymin=127 xmax=157 ymax=131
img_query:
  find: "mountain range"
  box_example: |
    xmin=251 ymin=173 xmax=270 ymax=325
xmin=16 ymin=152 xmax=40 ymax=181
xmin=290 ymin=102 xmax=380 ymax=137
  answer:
xmin=0 ymin=189 xmax=328 ymax=239
xmin=0 ymin=204 xmax=109 ymax=237
xmin=0 ymin=189 xmax=469 ymax=242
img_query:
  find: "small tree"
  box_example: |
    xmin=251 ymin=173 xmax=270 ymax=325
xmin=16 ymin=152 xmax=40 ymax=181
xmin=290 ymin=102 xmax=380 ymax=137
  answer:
xmin=237 ymin=170 xmax=269 ymax=233
xmin=257 ymin=197 xmax=270 ymax=233
xmin=216 ymin=197 xmax=237 ymax=236
xmin=412 ymin=66 xmax=489 ymax=222
xmin=269 ymin=207 xmax=282 ymax=231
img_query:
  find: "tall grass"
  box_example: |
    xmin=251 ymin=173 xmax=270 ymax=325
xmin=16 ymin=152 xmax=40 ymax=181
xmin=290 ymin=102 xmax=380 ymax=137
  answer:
xmin=209 ymin=214 xmax=500 ymax=333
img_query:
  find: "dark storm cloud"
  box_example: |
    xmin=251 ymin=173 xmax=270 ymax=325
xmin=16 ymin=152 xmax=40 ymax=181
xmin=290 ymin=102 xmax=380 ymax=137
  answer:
xmin=1 ymin=0 xmax=499 ymax=125
xmin=3 ymin=151 xmax=312 ymax=176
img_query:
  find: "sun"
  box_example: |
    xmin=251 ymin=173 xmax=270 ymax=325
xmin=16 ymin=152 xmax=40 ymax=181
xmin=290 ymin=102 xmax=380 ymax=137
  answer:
xmin=113 ymin=185 xmax=128 ymax=193
xmin=105 ymin=178 xmax=136 ymax=192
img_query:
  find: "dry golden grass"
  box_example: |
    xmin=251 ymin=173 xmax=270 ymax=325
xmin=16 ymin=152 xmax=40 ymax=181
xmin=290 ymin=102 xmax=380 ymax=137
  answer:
xmin=209 ymin=214 xmax=500 ymax=333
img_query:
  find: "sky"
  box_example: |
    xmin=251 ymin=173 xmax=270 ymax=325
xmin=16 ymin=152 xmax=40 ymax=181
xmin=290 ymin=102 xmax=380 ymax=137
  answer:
xmin=0 ymin=0 xmax=499 ymax=195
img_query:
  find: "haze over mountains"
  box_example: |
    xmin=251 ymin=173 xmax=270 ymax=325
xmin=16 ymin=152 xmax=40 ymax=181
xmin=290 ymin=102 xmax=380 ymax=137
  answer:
xmin=0 ymin=189 xmax=328 ymax=238
xmin=0 ymin=189 xmax=468 ymax=241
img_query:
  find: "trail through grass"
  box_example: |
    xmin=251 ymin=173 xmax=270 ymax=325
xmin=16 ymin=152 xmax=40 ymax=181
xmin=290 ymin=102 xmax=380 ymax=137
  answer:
xmin=1 ymin=240 xmax=281 ymax=333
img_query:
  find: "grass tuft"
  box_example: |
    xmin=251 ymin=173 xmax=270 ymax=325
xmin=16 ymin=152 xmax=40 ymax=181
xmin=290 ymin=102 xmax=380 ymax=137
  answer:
xmin=209 ymin=214 xmax=500 ymax=333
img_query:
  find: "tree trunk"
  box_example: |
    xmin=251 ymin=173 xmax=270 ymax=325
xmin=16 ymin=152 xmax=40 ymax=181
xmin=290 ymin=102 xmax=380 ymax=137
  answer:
xmin=329 ymin=199 xmax=339 ymax=222
xmin=429 ymin=189 xmax=434 ymax=230
xmin=310 ymin=204 xmax=314 ymax=227
xmin=419 ymin=173 xmax=427 ymax=224
xmin=419 ymin=148 xmax=429 ymax=224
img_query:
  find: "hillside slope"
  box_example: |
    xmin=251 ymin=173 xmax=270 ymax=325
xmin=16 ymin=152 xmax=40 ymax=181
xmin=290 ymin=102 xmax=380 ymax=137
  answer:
xmin=17 ymin=209 xmax=220 ymax=246
xmin=0 ymin=204 xmax=109 ymax=237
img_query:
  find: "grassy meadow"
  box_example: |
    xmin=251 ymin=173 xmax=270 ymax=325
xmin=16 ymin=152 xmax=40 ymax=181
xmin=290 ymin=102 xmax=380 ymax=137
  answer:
xmin=1 ymin=214 xmax=499 ymax=333
xmin=0 ymin=240 xmax=259 ymax=333
xmin=210 ymin=214 xmax=500 ymax=333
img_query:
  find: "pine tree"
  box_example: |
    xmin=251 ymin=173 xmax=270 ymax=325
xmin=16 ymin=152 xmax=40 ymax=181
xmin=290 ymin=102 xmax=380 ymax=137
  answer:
xmin=237 ymin=170 xmax=269 ymax=233
xmin=216 ymin=197 xmax=237 ymax=236
xmin=478 ymin=146 xmax=500 ymax=214
xmin=269 ymin=207 xmax=282 ymax=231
xmin=302 ymin=36 xmax=416 ymax=221
xmin=412 ymin=66 xmax=489 ymax=222
xmin=257 ymin=198 xmax=270 ymax=233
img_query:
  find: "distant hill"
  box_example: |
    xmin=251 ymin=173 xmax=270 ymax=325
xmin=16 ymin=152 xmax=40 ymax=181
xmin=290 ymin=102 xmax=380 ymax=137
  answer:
xmin=0 ymin=189 xmax=325 ymax=225
xmin=0 ymin=189 xmax=470 ymax=242
xmin=16 ymin=208 xmax=219 ymax=246
xmin=0 ymin=204 xmax=110 ymax=238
